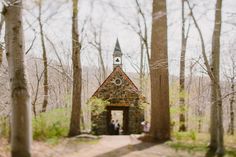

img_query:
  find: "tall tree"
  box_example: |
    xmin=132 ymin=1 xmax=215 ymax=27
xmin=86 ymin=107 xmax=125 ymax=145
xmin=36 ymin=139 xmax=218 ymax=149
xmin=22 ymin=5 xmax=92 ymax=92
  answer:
xmin=186 ymin=0 xmax=224 ymax=155
xmin=209 ymin=0 xmax=224 ymax=154
xmin=149 ymin=0 xmax=170 ymax=141
xmin=37 ymin=0 xmax=49 ymax=112
xmin=3 ymin=0 xmax=32 ymax=156
xmin=179 ymin=0 xmax=189 ymax=132
xmin=68 ymin=0 xmax=82 ymax=137
xmin=0 ymin=12 xmax=4 ymax=66
xmin=226 ymin=52 xmax=235 ymax=135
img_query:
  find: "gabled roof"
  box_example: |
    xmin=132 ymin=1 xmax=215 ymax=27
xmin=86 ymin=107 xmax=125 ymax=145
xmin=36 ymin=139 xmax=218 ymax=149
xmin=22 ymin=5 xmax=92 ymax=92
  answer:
xmin=92 ymin=66 xmax=139 ymax=97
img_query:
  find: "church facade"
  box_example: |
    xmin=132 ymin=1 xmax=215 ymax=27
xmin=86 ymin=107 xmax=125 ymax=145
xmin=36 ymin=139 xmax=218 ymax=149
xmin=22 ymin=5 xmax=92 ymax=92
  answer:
xmin=89 ymin=39 xmax=145 ymax=135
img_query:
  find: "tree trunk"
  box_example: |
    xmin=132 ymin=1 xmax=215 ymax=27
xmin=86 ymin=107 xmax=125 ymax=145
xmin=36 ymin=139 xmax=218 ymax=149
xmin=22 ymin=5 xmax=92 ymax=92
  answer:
xmin=4 ymin=0 xmax=32 ymax=156
xmin=139 ymin=36 xmax=144 ymax=93
xmin=0 ymin=44 xmax=2 ymax=65
xmin=68 ymin=0 xmax=82 ymax=137
xmin=0 ymin=13 xmax=4 ymax=66
xmin=98 ymin=44 xmax=106 ymax=82
xmin=38 ymin=1 xmax=49 ymax=112
xmin=229 ymin=77 xmax=235 ymax=135
xmin=186 ymin=0 xmax=224 ymax=154
xmin=179 ymin=0 xmax=187 ymax=132
xmin=149 ymin=0 xmax=170 ymax=141
xmin=210 ymin=0 xmax=224 ymax=155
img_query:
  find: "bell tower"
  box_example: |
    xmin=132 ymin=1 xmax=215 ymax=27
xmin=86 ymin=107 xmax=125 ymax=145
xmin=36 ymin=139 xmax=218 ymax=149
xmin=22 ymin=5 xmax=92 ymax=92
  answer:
xmin=113 ymin=39 xmax=123 ymax=69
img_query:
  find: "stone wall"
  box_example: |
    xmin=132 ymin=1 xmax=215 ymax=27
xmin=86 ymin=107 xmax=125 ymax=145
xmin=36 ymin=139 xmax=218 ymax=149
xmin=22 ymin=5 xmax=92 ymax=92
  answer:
xmin=91 ymin=111 xmax=107 ymax=135
xmin=129 ymin=105 xmax=144 ymax=134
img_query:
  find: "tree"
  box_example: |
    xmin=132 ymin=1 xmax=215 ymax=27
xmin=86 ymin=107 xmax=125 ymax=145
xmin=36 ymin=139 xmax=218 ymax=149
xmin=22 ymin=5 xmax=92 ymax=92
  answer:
xmin=224 ymin=50 xmax=235 ymax=135
xmin=179 ymin=0 xmax=190 ymax=132
xmin=149 ymin=0 xmax=170 ymax=141
xmin=0 ymin=9 xmax=5 ymax=66
xmin=68 ymin=0 xmax=82 ymax=137
xmin=186 ymin=0 xmax=224 ymax=155
xmin=3 ymin=0 xmax=32 ymax=156
xmin=87 ymin=20 xmax=106 ymax=84
xmin=228 ymin=54 xmax=235 ymax=135
xmin=209 ymin=0 xmax=224 ymax=154
xmin=37 ymin=0 xmax=49 ymax=112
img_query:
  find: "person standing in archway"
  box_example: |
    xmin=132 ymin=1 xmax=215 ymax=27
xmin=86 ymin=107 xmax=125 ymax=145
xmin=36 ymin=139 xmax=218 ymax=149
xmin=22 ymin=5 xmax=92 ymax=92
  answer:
xmin=114 ymin=120 xmax=120 ymax=135
xmin=108 ymin=120 xmax=115 ymax=135
xmin=141 ymin=121 xmax=150 ymax=134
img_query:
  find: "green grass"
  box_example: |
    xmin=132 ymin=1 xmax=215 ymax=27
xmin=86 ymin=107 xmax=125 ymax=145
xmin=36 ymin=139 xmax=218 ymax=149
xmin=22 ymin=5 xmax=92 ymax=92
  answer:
xmin=71 ymin=137 xmax=100 ymax=145
xmin=168 ymin=132 xmax=236 ymax=157
xmin=32 ymin=108 xmax=71 ymax=141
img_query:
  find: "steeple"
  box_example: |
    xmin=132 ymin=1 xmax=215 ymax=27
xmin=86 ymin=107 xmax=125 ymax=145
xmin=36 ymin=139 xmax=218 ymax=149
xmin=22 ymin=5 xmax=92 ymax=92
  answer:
xmin=113 ymin=39 xmax=122 ymax=56
xmin=113 ymin=39 xmax=123 ymax=69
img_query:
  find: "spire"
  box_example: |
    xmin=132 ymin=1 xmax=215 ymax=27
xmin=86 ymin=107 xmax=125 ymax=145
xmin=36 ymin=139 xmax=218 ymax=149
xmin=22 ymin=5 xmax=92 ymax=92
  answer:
xmin=113 ymin=38 xmax=122 ymax=56
xmin=113 ymin=38 xmax=123 ymax=69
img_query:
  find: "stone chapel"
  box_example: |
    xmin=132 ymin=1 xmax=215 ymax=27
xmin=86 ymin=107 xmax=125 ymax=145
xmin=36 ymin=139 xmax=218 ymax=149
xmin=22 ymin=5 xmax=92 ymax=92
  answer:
xmin=89 ymin=39 xmax=145 ymax=135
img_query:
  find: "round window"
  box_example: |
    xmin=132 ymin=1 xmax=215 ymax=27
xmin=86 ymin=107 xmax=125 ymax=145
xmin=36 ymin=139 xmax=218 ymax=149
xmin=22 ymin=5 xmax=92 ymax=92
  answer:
xmin=114 ymin=78 xmax=122 ymax=86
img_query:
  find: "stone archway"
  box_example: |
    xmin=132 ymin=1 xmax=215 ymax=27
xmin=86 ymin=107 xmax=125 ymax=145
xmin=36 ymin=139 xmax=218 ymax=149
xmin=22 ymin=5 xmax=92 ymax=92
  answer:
xmin=106 ymin=106 xmax=129 ymax=135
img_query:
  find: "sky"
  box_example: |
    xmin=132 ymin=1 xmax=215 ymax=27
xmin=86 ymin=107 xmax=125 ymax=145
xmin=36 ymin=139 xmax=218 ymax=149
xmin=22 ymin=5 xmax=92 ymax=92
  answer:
xmin=1 ymin=0 xmax=236 ymax=76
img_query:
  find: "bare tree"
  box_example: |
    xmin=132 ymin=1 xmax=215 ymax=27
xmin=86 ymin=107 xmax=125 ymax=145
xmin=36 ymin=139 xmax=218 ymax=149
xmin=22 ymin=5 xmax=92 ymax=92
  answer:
xmin=179 ymin=0 xmax=190 ymax=132
xmin=68 ymin=0 xmax=82 ymax=137
xmin=0 ymin=9 xmax=5 ymax=66
xmin=31 ymin=60 xmax=44 ymax=117
xmin=36 ymin=0 xmax=49 ymax=112
xmin=3 ymin=0 xmax=32 ymax=156
xmin=149 ymin=0 xmax=170 ymax=141
xmin=224 ymin=51 xmax=235 ymax=135
xmin=87 ymin=20 xmax=106 ymax=83
xmin=186 ymin=0 xmax=224 ymax=155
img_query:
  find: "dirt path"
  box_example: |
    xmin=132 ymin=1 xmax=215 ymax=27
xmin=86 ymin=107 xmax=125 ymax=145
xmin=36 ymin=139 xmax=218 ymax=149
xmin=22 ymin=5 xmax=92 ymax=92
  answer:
xmin=2 ymin=135 xmax=235 ymax=157
xmin=31 ymin=135 xmax=204 ymax=157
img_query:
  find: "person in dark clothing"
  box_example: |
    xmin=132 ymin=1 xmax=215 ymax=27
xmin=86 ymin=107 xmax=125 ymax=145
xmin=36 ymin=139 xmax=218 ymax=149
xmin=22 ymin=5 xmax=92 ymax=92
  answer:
xmin=114 ymin=120 xmax=120 ymax=135
xmin=108 ymin=120 xmax=115 ymax=135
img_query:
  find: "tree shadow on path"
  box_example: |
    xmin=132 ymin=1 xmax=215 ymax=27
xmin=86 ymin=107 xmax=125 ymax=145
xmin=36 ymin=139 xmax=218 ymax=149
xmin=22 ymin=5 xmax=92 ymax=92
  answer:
xmin=94 ymin=142 xmax=158 ymax=157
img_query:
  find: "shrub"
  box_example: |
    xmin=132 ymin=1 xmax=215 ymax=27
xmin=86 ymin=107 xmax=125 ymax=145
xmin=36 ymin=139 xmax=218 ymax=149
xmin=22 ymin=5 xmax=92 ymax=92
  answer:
xmin=33 ymin=108 xmax=70 ymax=141
xmin=174 ymin=131 xmax=197 ymax=141
xmin=87 ymin=97 xmax=108 ymax=135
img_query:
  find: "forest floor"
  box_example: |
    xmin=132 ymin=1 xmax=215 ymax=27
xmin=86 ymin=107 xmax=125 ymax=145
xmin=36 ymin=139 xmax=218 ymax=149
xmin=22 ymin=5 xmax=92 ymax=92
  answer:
xmin=0 ymin=134 xmax=236 ymax=157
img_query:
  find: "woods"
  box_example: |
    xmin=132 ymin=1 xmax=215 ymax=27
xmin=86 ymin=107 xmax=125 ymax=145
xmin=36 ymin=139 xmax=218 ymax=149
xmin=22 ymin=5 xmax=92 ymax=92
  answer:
xmin=0 ymin=0 xmax=235 ymax=157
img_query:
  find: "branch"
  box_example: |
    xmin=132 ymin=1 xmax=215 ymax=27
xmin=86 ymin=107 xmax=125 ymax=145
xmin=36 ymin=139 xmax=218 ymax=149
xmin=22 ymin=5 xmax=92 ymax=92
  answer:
xmin=186 ymin=0 xmax=215 ymax=81
xmin=25 ymin=35 xmax=36 ymax=54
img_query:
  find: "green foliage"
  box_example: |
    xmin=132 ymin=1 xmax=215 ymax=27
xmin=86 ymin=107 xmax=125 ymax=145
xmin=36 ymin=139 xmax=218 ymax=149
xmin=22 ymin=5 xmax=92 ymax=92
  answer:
xmin=0 ymin=116 xmax=9 ymax=138
xmin=169 ymin=132 xmax=236 ymax=155
xmin=88 ymin=97 xmax=108 ymax=115
xmin=169 ymin=81 xmax=189 ymax=107
xmin=173 ymin=131 xmax=197 ymax=141
xmin=167 ymin=141 xmax=207 ymax=152
xmin=87 ymin=97 xmax=108 ymax=135
xmin=33 ymin=108 xmax=70 ymax=141
xmin=139 ymin=102 xmax=147 ymax=110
